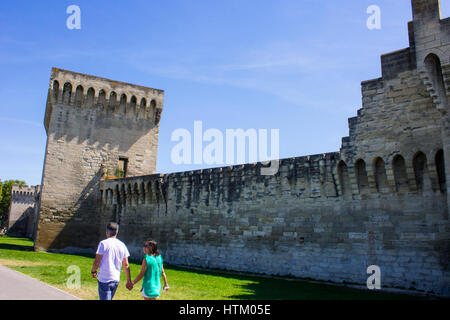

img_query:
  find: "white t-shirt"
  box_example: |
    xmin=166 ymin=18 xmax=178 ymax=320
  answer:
xmin=96 ymin=237 xmax=130 ymax=283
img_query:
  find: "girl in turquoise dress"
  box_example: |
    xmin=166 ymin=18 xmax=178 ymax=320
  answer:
xmin=131 ymin=239 xmax=169 ymax=300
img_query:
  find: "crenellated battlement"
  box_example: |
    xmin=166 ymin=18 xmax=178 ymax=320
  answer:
xmin=11 ymin=184 xmax=40 ymax=203
xmin=99 ymin=141 xmax=446 ymax=216
xmin=99 ymin=153 xmax=341 ymax=221
xmin=45 ymin=68 xmax=164 ymax=133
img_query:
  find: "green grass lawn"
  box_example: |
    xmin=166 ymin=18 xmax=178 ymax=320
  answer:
xmin=0 ymin=235 xmax=421 ymax=300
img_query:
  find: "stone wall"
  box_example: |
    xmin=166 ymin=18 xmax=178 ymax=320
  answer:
xmin=99 ymin=148 xmax=449 ymax=295
xmin=97 ymin=0 xmax=449 ymax=296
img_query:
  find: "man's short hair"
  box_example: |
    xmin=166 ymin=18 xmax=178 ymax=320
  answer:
xmin=106 ymin=222 xmax=119 ymax=236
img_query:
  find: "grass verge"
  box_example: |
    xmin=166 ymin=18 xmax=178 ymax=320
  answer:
xmin=0 ymin=235 xmax=421 ymax=300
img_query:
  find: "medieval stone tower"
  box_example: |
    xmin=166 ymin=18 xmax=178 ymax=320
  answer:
xmin=34 ymin=68 xmax=164 ymax=250
xmin=7 ymin=184 xmax=40 ymax=238
xmin=34 ymin=0 xmax=449 ymax=296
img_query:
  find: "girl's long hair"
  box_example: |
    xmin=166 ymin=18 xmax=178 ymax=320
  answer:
xmin=146 ymin=239 xmax=160 ymax=256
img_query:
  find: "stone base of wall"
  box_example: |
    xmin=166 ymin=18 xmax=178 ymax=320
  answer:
xmin=157 ymin=241 xmax=449 ymax=296
xmin=34 ymin=206 xmax=101 ymax=251
xmin=100 ymin=189 xmax=449 ymax=297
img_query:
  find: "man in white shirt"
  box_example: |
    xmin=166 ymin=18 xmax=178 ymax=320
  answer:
xmin=91 ymin=222 xmax=133 ymax=300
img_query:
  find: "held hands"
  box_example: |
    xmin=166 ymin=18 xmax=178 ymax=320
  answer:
xmin=91 ymin=271 xmax=97 ymax=279
xmin=126 ymin=281 xmax=134 ymax=291
xmin=163 ymin=285 xmax=170 ymax=292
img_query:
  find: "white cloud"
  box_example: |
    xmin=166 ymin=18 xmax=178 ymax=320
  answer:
xmin=0 ymin=117 xmax=41 ymax=127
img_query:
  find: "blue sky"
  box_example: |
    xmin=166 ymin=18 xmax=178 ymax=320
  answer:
xmin=1 ymin=0 xmax=449 ymax=186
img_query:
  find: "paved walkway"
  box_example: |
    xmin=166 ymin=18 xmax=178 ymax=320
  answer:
xmin=0 ymin=265 xmax=81 ymax=300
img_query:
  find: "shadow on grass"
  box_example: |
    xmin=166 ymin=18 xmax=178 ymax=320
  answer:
xmin=0 ymin=243 xmax=33 ymax=251
xmin=226 ymin=279 xmax=421 ymax=300
xmin=164 ymin=264 xmax=421 ymax=300
xmin=0 ymin=236 xmax=34 ymax=251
